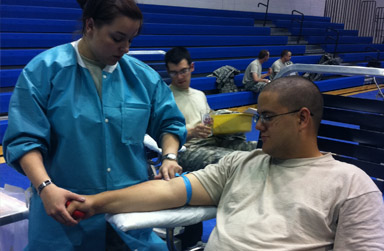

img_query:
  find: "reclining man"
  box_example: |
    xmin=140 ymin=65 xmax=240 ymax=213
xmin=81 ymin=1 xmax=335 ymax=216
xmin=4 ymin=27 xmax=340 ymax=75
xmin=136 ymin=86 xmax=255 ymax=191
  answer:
xmin=165 ymin=46 xmax=258 ymax=172
xmin=68 ymin=76 xmax=384 ymax=250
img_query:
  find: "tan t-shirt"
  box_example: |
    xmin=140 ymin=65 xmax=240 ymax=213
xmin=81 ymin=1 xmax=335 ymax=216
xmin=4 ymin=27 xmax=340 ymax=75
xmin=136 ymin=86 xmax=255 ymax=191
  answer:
xmin=169 ymin=84 xmax=210 ymax=130
xmin=80 ymin=55 xmax=105 ymax=99
xmin=193 ymin=150 xmax=384 ymax=250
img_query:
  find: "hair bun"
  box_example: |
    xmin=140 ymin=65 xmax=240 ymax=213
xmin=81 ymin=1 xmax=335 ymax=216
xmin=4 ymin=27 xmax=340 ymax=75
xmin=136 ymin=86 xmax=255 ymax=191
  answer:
xmin=77 ymin=0 xmax=88 ymax=9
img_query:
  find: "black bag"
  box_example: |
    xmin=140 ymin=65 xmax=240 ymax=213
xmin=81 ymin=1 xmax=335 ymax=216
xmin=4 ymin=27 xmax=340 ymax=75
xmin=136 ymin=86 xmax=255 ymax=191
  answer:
xmin=367 ymin=60 xmax=381 ymax=68
xmin=303 ymin=53 xmax=342 ymax=82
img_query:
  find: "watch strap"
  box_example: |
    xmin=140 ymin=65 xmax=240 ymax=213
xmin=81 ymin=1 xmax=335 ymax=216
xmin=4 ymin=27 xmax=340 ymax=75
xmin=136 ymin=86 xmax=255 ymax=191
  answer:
xmin=162 ymin=153 xmax=177 ymax=161
xmin=37 ymin=179 xmax=52 ymax=195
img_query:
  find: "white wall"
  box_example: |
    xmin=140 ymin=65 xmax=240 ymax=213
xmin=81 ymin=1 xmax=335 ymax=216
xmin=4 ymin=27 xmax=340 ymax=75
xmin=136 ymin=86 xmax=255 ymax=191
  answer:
xmin=137 ymin=0 xmax=327 ymax=17
xmin=376 ymin=0 xmax=384 ymax=7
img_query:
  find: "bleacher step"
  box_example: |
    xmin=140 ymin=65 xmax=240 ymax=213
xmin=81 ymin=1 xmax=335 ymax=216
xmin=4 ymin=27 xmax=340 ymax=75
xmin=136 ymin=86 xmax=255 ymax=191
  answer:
xmin=305 ymin=44 xmax=325 ymax=54
xmin=254 ymin=20 xmax=274 ymax=27
xmin=270 ymin=27 xmax=291 ymax=36
xmin=287 ymin=37 xmax=308 ymax=45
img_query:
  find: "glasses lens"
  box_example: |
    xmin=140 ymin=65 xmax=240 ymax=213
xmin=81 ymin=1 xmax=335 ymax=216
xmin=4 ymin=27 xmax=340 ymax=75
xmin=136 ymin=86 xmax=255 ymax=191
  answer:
xmin=254 ymin=113 xmax=260 ymax=123
xmin=180 ymin=68 xmax=190 ymax=75
xmin=169 ymin=68 xmax=190 ymax=78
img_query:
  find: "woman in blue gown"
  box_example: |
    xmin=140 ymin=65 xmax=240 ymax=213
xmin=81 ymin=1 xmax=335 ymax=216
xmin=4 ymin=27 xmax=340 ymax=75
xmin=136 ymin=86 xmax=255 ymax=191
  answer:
xmin=2 ymin=0 xmax=187 ymax=249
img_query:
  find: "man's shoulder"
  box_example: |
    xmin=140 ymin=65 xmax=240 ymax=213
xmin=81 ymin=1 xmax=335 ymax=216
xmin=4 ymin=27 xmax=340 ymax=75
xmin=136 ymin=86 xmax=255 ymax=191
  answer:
xmin=272 ymin=58 xmax=282 ymax=65
xmin=250 ymin=59 xmax=260 ymax=65
xmin=221 ymin=149 xmax=269 ymax=169
xmin=315 ymin=154 xmax=380 ymax=195
xmin=188 ymin=87 xmax=206 ymax=96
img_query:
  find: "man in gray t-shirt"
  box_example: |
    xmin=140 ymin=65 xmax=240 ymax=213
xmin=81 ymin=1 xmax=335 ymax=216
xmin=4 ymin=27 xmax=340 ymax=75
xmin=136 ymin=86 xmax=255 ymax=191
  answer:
xmin=270 ymin=49 xmax=293 ymax=80
xmin=242 ymin=49 xmax=272 ymax=93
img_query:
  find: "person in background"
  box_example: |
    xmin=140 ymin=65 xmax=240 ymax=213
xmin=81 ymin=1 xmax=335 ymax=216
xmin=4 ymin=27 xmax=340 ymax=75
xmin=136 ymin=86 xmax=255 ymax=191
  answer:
xmin=165 ymin=47 xmax=258 ymax=172
xmin=2 ymin=0 xmax=186 ymax=250
xmin=68 ymin=76 xmax=384 ymax=250
xmin=242 ymin=49 xmax=272 ymax=93
xmin=270 ymin=49 xmax=293 ymax=80
xmin=164 ymin=46 xmax=258 ymax=249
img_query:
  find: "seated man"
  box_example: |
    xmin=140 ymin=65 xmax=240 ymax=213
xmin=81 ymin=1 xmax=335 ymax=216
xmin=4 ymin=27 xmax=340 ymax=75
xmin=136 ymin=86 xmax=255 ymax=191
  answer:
xmin=68 ymin=76 xmax=384 ymax=250
xmin=270 ymin=49 xmax=293 ymax=80
xmin=165 ymin=46 xmax=258 ymax=172
xmin=242 ymin=49 xmax=272 ymax=93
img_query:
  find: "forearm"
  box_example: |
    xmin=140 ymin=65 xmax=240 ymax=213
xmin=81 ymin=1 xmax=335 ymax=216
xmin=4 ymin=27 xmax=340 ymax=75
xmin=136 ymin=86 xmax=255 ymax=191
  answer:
xmin=20 ymin=149 xmax=85 ymax=225
xmin=69 ymin=173 xmax=214 ymax=217
xmin=252 ymin=73 xmax=269 ymax=83
xmin=161 ymin=133 xmax=180 ymax=155
xmin=260 ymin=72 xmax=271 ymax=79
xmin=19 ymin=149 xmax=50 ymax=191
xmin=93 ymin=178 xmax=187 ymax=214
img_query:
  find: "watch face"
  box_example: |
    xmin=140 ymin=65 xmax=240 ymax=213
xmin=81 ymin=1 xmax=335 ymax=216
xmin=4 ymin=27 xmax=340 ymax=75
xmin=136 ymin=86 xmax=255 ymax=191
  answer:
xmin=163 ymin=153 xmax=177 ymax=160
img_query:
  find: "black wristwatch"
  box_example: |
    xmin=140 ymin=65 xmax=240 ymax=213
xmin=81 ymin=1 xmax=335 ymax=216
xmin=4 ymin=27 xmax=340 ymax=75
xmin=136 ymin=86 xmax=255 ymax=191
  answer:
xmin=162 ymin=153 xmax=177 ymax=162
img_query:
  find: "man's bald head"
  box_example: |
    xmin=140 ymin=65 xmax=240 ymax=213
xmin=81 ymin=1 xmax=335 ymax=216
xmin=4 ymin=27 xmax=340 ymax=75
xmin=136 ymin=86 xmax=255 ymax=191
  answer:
xmin=261 ymin=76 xmax=323 ymax=131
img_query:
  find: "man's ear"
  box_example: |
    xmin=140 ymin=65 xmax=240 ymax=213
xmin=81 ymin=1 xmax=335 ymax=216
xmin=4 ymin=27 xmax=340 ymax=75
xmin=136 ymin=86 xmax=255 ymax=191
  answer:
xmin=298 ymin=107 xmax=311 ymax=129
xmin=190 ymin=62 xmax=195 ymax=73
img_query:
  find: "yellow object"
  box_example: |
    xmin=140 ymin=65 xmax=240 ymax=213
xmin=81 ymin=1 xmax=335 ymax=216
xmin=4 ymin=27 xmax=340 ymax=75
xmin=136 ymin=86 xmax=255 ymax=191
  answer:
xmin=212 ymin=113 xmax=253 ymax=135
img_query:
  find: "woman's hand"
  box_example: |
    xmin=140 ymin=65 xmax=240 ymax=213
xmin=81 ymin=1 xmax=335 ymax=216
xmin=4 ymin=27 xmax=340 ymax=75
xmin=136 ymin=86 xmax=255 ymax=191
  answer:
xmin=39 ymin=184 xmax=85 ymax=226
xmin=66 ymin=195 xmax=97 ymax=220
xmin=155 ymin=159 xmax=182 ymax=181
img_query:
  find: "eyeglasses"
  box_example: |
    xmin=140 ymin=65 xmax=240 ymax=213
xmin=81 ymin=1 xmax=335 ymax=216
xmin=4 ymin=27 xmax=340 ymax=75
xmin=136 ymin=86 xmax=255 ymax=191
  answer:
xmin=168 ymin=68 xmax=190 ymax=78
xmin=254 ymin=109 xmax=302 ymax=124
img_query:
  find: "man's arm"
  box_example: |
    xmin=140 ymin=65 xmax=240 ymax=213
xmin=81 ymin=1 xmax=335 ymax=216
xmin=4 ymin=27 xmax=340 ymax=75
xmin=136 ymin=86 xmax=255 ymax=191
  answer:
xmin=252 ymin=69 xmax=272 ymax=83
xmin=67 ymin=173 xmax=214 ymax=217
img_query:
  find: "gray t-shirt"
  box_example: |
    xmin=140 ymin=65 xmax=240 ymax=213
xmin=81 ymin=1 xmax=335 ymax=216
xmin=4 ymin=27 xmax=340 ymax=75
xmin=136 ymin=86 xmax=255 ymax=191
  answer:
xmin=242 ymin=59 xmax=262 ymax=85
xmin=193 ymin=150 xmax=384 ymax=250
xmin=270 ymin=59 xmax=294 ymax=80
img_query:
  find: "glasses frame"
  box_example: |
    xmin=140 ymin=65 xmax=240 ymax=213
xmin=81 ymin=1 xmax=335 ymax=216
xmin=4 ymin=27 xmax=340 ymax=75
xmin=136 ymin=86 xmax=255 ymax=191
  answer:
xmin=254 ymin=109 xmax=312 ymax=124
xmin=168 ymin=67 xmax=190 ymax=78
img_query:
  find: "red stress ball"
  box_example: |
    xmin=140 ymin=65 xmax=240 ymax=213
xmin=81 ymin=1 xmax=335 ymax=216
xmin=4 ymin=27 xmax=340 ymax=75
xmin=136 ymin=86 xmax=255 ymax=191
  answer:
xmin=65 ymin=200 xmax=86 ymax=219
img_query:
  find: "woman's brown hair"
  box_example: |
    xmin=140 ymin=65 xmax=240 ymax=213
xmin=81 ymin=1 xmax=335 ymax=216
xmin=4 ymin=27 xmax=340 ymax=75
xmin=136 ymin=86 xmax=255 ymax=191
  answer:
xmin=77 ymin=0 xmax=143 ymax=34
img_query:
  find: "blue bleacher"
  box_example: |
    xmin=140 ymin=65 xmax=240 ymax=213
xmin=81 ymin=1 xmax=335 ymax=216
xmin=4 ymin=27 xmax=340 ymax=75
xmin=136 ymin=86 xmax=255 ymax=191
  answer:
xmin=0 ymin=45 xmax=309 ymax=67
xmin=1 ymin=0 xmax=79 ymax=8
xmin=0 ymin=4 xmax=383 ymax=249
xmin=1 ymin=0 xmax=331 ymax=23
xmin=290 ymin=28 xmax=359 ymax=37
xmin=274 ymin=19 xmax=344 ymax=29
xmin=307 ymin=36 xmax=373 ymax=44
xmin=322 ymin=44 xmax=384 ymax=53
xmin=0 ymin=4 xmax=383 ymax=250
xmin=0 ymin=33 xmax=288 ymax=48
xmin=0 ymin=0 xmax=381 ymax=143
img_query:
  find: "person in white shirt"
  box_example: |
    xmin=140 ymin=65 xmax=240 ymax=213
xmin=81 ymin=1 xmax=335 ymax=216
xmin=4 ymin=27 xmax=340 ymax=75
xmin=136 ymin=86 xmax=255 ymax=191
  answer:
xmin=164 ymin=46 xmax=258 ymax=249
xmin=165 ymin=47 xmax=258 ymax=173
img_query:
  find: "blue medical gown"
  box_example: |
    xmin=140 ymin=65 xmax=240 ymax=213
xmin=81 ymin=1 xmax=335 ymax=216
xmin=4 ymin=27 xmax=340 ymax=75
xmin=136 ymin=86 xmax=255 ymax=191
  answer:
xmin=2 ymin=42 xmax=187 ymax=250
